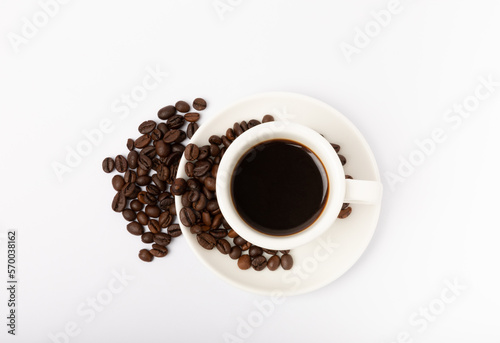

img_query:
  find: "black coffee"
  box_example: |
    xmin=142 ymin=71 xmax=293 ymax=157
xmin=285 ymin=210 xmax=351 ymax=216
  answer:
xmin=231 ymin=139 xmax=328 ymax=236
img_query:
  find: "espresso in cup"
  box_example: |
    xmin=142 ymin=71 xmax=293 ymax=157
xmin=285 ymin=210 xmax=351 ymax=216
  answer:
xmin=231 ymin=139 xmax=328 ymax=236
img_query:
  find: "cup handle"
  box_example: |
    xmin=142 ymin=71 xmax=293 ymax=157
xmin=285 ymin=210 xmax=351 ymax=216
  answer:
xmin=344 ymin=179 xmax=383 ymax=204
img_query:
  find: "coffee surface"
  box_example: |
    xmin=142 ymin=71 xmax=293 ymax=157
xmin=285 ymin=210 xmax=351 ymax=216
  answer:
xmin=231 ymin=139 xmax=328 ymax=236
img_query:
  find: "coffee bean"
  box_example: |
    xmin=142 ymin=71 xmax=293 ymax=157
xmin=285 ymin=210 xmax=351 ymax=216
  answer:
xmin=225 ymin=128 xmax=235 ymax=141
xmin=136 ymin=175 xmax=152 ymax=186
xmin=241 ymin=242 xmax=251 ymax=251
xmin=157 ymin=165 xmax=170 ymax=181
xmin=158 ymin=105 xmax=176 ymax=120
xmin=146 ymin=184 xmax=161 ymax=196
xmin=193 ymin=98 xmax=207 ymax=111
xmin=237 ymin=255 xmax=251 ymax=270
xmin=281 ymin=254 xmax=293 ymax=270
xmin=184 ymin=144 xmax=199 ymax=161
xmin=127 ymin=139 xmax=135 ymax=151
xmin=141 ymin=146 xmax=157 ymax=159
xmin=155 ymin=140 xmax=170 ymax=158
xmin=180 ymin=207 xmax=196 ymax=227
xmin=248 ymin=119 xmax=261 ymax=128
xmin=211 ymin=164 xmax=218 ymax=178
xmin=209 ymin=135 xmax=222 ymax=145
xmin=167 ymin=115 xmax=185 ymax=130
xmin=204 ymin=177 xmax=216 ymax=192
xmin=342 ymin=203 xmax=350 ymax=210
xmin=190 ymin=224 xmax=202 ymax=234
xmin=163 ymin=129 xmax=181 ymax=144
xmin=210 ymin=228 xmax=227 ymax=239
xmin=121 ymin=209 xmax=136 ymax=222
xmin=138 ymin=155 xmax=152 ymax=171
xmin=123 ymin=170 xmax=136 ymax=184
xmin=154 ymin=232 xmax=172 ymax=246
xmin=127 ymin=221 xmax=144 ymax=236
xmin=280 ymin=250 xmax=290 ymax=254
xmin=157 ymin=122 xmax=169 ymax=135
xmin=229 ymin=246 xmax=242 ymax=260
xmin=150 ymin=244 xmax=168 ymax=257
xmin=181 ymin=192 xmax=191 ymax=207
xmin=127 ymin=150 xmax=139 ymax=169
xmin=141 ymin=232 xmax=154 ymax=244
xmin=139 ymin=249 xmax=153 ymax=262
xmin=175 ymin=100 xmax=190 ymax=113
xmin=151 ymin=174 xmax=166 ymax=191
xmin=138 ymin=120 xmax=156 ymax=134
xmin=227 ymin=229 xmax=238 ymax=238
xmin=331 ymin=143 xmax=340 ymax=153
xmin=345 ymin=174 xmax=353 ymax=179
xmin=168 ymin=164 xmax=179 ymax=182
xmin=338 ymin=154 xmax=346 ymax=165
xmin=145 ymin=205 xmax=161 ymax=218
xmin=262 ymin=114 xmax=274 ymax=123
xmin=187 ymin=122 xmax=199 ymax=139
xmin=150 ymin=129 xmax=163 ymax=141
xmin=171 ymin=178 xmax=187 ymax=195
xmin=148 ymin=219 xmax=161 ymax=234
xmin=159 ymin=212 xmax=173 ymax=228
xmin=262 ymin=248 xmax=277 ymax=255
xmin=102 ymin=157 xmax=115 ymax=173
xmin=252 ymin=256 xmax=267 ymax=271
xmin=112 ymin=192 xmax=127 ymax=212
xmin=197 ymin=233 xmax=216 ymax=250
xmin=211 ymin=213 xmax=223 ymax=229
xmin=187 ymin=189 xmax=200 ymax=202
xmin=135 ymin=134 xmax=152 ymax=149
xmin=233 ymin=122 xmax=243 ymax=136
xmin=338 ymin=206 xmax=352 ymax=219
xmin=137 ymin=211 xmax=149 ymax=225
xmin=130 ymin=199 xmax=143 ymax=211
xmin=216 ymin=239 xmax=231 ymax=254
xmin=267 ymin=255 xmax=280 ymax=271
xmin=221 ymin=135 xmax=231 ymax=148
xmin=167 ymin=224 xmax=182 ymax=237
xmin=138 ymin=191 xmax=156 ymax=205
xmin=122 ymin=182 xmax=136 ymax=198
xmin=234 ymin=236 xmax=247 ymax=247
xmin=249 ymin=246 xmax=263 ymax=258
xmin=112 ymin=175 xmax=125 ymax=191
xmin=193 ymin=160 xmax=211 ymax=177
xmin=193 ymin=194 xmax=207 ymax=211
xmin=202 ymin=211 xmax=212 ymax=227
xmin=184 ymin=112 xmax=200 ymax=122
xmin=240 ymin=121 xmax=248 ymax=131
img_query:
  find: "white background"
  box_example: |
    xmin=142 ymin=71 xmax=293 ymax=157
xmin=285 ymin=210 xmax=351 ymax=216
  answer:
xmin=1 ymin=0 xmax=500 ymax=342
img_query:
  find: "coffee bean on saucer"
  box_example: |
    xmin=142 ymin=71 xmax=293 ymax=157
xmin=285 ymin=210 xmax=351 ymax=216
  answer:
xmin=331 ymin=143 xmax=340 ymax=152
xmin=184 ymin=144 xmax=199 ymax=161
xmin=171 ymin=178 xmax=187 ymax=195
xmin=193 ymin=98 xmax=207 ymax=111
xmin=248 ymin=119 xmax=261 ymax=128
xmin=252 ymin=256 xmax=267 ymax=271
xmin=139 ymin=249 xmax=153 ymax=262
xmin=267 ymin=255 xmax=280 ymax=271
xmin=262 ymin=114 xmax=274 ymax=123
xmin=237 ymin=255 xmax=251 ymax=270
xmin=102 ymin=157 xmax=115 ymax=173
xmin=345 ymin=175 xmax=353 ymax=179
xmin=249 ymin=246 xmax=263 ymax=258
xmin=338 ymin=207 xmax=352 ymax=219
xmin=229 ymin=246 xmax=242 ymax=260
xmin=175 ymin=100 xmax=190 ymax=113
xmin=197 ymin=233 xmax=216 ymax=250
xmin=216 ymin=239 xmax=231 ymax=254
xmin=281 ymin=254 xmax=293 ymax=270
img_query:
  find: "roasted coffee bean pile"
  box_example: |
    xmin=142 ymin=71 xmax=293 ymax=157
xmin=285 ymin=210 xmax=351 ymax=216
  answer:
xmin=177 ymin=116 xmax=353 ymax=271
xmin=102 ymin=98 xmax=205 ymax=262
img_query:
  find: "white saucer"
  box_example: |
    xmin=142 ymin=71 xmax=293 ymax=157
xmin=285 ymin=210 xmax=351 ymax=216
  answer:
xmin=175 ymin=92 xmax=382 ymax=296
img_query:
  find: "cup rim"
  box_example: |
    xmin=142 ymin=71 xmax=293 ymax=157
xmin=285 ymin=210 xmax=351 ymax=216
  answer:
xmin=216 ymin=122 xmax=346 ymax=250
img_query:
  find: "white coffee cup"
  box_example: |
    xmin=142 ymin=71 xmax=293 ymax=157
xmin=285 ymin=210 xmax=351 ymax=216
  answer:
xmin=216 ymin=122 xmax=382 ymax=250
